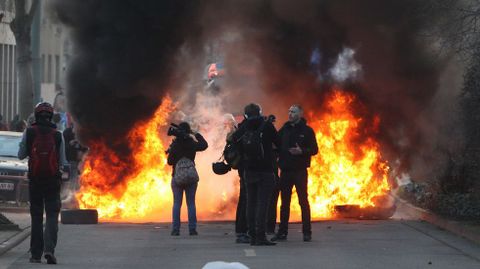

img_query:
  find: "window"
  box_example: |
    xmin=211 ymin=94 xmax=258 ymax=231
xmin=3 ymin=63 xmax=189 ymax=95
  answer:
xmin=47 ymin=55 xmax=52 ymax=83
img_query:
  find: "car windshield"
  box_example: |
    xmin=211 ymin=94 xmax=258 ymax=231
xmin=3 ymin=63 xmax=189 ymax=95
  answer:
xmin=0 ymin=135 xmax=21 ymax=158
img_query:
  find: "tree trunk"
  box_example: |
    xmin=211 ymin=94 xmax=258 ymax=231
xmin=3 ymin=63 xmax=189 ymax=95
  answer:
xmin=10 ymin=0 xmax=39 ymax=120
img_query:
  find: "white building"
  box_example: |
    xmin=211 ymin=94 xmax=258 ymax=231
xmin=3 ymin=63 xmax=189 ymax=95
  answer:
xmin=0 ymin=0 xmax=71 ymax=123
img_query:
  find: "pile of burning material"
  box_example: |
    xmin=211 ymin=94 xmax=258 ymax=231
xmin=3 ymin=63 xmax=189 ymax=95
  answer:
xmin=334 ymin=195 xmax=396 ymax=220
xmin=67 ymin=88 xmax=396 ymax=223
xmin=290 ymin=89 xmax=393 ymax=220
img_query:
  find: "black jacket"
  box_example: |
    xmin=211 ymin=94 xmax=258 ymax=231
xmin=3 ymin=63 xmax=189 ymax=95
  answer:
xmin=167 ymin=133 xmax=208 ymax=168
xmin=232 ymin=116 xmax=280 ymax=173
xmin=278 ymin=118 xmax=318 ymax=171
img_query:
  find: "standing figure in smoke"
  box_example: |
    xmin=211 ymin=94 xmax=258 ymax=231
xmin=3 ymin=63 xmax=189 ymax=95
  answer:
xmin=18 ymin=102 xmax=68 ymax=264
xmin=231 ymin=104 xmax=280 ymax=246
xmin=223 ymin=114 xmax=250 ymax=244
xmin=272 ymin=104 xmax=318 ymax=242
xmin=167 ymin=122 xmax=208 ymax=236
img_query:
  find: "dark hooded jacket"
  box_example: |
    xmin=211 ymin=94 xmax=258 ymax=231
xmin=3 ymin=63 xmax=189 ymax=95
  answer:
xmin=278 ymin=118 xmax=318 ymax=171
xmin=232 ymin=116 xmax=280 ymax=173
xmin=167 ymin=133 xmax=208 ymax=169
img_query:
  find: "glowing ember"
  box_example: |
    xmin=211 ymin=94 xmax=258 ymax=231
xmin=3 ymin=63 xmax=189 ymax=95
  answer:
xmin=289 ymin=88 xmax=390 ymax=219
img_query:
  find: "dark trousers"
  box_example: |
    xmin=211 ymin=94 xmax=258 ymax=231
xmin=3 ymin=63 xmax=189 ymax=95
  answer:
xmin=278 ymin=169 xmax=311 ymax=235
xmin=244 ymin=171 xmax=275 ymax=240
xmin=29 ymin=182 xmax=61 ymax=259
xmin=235 ymin=175 xmax=248 ymax=235
xmin=266 ymin=180 xmax=279 ymax=233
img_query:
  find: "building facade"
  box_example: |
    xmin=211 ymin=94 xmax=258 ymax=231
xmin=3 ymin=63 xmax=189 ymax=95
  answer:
xmin=0 ymin=0 xmax=71 ymax=123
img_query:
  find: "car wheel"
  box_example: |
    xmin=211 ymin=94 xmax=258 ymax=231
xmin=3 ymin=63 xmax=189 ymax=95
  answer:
xmin=61 ymin=209 xmax=98 ymax=224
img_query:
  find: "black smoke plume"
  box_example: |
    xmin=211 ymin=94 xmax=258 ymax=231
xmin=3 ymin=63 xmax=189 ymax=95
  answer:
xmin=52 ymin=0 xmax=202 ymax=147
xmin=53 ymin=0 xmax=461 ymax=183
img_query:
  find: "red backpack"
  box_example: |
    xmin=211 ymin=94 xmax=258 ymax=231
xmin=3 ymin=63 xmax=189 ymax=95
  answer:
xmin=29 ymin=126 xmax=59 ymax=180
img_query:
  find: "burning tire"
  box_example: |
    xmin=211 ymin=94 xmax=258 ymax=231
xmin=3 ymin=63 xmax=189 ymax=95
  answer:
xmin=334 ymin=204 xmax=396 ymax=220
xmin=60 ymin=209 xmax=98 ymax=224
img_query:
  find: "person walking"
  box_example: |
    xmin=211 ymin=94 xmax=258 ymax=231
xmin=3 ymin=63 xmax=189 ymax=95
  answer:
xmin=231 ymin=103 xmax=279 ymax=246
xmin=167 ymin=122 xmax=208 ymax=236
xmin=272 ymin=104 xmax=318 ymax=242
xmin=18 ymin=102 xmax=68 ymax=264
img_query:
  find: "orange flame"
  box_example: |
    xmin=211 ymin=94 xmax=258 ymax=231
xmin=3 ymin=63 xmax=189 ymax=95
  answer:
xmin=77 ymin=97 xmax=175 ymax=221
xmin=289 ymin=88 xmax=390 ymax=219
xmin=77 ymin=88 xmax=390 ymax=222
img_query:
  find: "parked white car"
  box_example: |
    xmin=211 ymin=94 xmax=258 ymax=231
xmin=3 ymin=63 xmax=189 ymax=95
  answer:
xmin=0 ymin=131 xmax=28 ymax=204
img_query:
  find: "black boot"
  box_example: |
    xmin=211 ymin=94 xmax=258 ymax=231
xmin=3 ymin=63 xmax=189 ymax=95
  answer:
xmin=254 ymin=237 xmax=277 ymax=246
xmin=271 ymin=233 xmax=287 ymax=241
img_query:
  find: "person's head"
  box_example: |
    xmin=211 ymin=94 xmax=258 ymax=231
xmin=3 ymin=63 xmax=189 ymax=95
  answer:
xmin=34 ymin=102 xmax=54 ymax=123
xmin=223 ymin=113 xmax=237 ymax=130
xmin=178 ymin=121 xmax=191 ymax=134
xmin=53 ymin=92 xmax=66 ymax=112
xmin=288 ymin=104 xmax=303 ymax=124
xmin=244 ymin=103 xmax=262 ymax=119
xmin=52 ymin=113 xmax=61 ymax=124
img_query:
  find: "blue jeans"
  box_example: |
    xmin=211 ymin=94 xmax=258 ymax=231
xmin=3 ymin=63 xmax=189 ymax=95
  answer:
xmin=171 ymin=181 xmax=198 ymax=231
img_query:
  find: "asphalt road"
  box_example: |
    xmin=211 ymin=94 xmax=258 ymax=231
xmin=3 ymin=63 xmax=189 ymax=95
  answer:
xmin=1 ymin=219 xmax=479 ymax=269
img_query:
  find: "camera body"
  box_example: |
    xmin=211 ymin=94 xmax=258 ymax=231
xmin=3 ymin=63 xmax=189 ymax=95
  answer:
xmin=167 ymin=123 xmax=190 ymax=139
xmin=267 ymin=114 xmax=276 ymax=123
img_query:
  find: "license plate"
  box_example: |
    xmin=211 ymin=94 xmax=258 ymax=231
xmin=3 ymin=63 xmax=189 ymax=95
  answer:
xmin=0 ymin=182 xmax=15 ymax=191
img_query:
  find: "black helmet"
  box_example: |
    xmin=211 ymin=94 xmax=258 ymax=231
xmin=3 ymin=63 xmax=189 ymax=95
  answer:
xmin=35 ymin=102 xmax=54 ymax=115
xmin=212 ymin=161 xmax=231 ymax=175
xmin=34 ymin=102 xmax=54 ymax=121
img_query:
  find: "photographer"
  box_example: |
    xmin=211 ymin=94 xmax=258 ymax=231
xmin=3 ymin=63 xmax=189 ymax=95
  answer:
xmin=167 ymin=122 xmax=208 ymax=236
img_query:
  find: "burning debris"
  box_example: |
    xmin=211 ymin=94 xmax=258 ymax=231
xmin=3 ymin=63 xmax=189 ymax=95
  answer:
xmin=51 ymin=0 xmax=462 ymax=221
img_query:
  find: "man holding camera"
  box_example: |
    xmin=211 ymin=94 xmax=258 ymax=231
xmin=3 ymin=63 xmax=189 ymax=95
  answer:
xmin=231 ymin=103 xmax=279 ymax=246
xmin=272 ymin=104 xmax=318 ymax=242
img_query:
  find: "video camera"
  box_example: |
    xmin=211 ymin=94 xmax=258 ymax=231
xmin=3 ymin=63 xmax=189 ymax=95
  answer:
xmin=266 ymin=114 xmax=276 ymax=123
xmin=167 ymin=123 xmax=190 ymax=139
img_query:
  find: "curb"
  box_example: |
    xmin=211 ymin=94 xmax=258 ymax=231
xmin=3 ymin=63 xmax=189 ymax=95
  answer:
xmin=0 ymin=227 xmax=31 ymax=256
xmin=394 ymin=195 xmax=480 ymax=245
xmin=0 ymin=207 xmax=29 ymax=213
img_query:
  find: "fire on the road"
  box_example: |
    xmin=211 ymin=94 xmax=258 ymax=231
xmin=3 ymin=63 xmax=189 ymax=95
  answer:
xmin=77 ymin=89 xmax=391 ymax=222
xmin=77 ymin=97 xmax=175 ymax=221
xmin=295 ymin=89 xmax=390 ymax=218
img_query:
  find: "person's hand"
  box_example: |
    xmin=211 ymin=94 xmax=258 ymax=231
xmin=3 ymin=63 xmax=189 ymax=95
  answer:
xmin=288 ymin=143 xmax=303 ymax=155
xmin=189 ymin=133 xmax=198 ymax=142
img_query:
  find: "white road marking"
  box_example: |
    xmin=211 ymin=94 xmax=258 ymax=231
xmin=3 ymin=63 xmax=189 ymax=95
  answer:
xmin=244 ymin=249 xmax=256 ymax=257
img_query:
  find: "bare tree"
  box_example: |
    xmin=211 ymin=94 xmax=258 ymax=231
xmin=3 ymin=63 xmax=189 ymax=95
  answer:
xmin=421 ymin=0 xmax=480 ymax=57
xmin=10 ymin=0 xmax=39 ymax=120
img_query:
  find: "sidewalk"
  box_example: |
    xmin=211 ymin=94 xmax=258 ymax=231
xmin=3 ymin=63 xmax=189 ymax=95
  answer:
xmin=0 ymin=211 xmax=31 ymax=256
xmin=394 ymin=195 xmax=480 ymax=245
